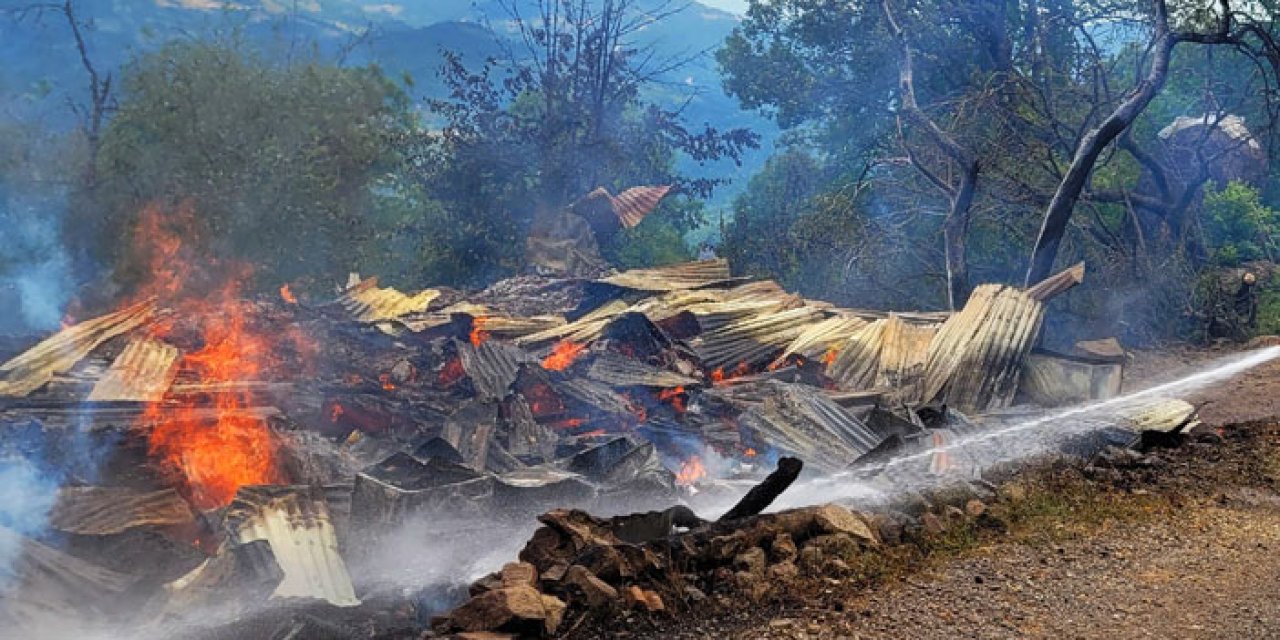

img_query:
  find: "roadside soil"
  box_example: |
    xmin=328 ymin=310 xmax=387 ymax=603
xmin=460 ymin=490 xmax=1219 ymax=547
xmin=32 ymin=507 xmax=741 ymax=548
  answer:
xmin=576 ymin=346 xmax=1280 ymax=639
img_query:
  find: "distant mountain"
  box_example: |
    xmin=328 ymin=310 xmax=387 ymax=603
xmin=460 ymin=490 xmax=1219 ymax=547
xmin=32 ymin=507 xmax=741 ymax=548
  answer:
xmin=0 ymin=0 xmax=774 ymax=203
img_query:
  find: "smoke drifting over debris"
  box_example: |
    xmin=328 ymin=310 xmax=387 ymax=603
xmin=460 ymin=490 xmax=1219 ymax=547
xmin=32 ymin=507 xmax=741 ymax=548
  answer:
xmin=0 ymin=189 xmax=74 ymax=333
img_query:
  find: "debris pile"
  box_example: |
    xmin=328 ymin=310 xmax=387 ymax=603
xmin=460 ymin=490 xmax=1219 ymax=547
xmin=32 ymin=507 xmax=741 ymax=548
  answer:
xmin=0 ymin=254 xmax=1168 ymax=637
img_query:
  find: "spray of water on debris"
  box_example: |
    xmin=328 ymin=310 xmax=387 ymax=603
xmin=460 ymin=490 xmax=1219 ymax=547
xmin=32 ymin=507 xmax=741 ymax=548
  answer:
xmin=727 ymin=346 xmax=1280 ymax=514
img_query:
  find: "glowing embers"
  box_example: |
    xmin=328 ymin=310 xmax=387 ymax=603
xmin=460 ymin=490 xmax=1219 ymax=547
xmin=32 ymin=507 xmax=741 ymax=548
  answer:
xmin=279 ymin=284 xmax=298 ymax=304
xmin=542 ymin=340 xmax=587 ymax=371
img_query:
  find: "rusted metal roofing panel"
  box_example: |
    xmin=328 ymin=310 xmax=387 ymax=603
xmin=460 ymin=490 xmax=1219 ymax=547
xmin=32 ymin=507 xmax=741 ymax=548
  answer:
xmin=48 ymin=486 xmax=194 ymax=536
xmin=585 ymin=351 xmax=700 ymax=389
xmin=225 ymin=485 xmax=360 ymax=607
xmin=86 ymin=337 xmax=180 ymax=402
xmin=0 ymin=299 xmax=156 ymax=397
xmin=696 ymin=306 xmax=826 ymax=370
xmin=921 ymin=284 xmax=1045 ymax=413
xmin=337 ymin=278 xmax=440 ymax=322
xmin=610 ymin=185 xmax=672 ymax=228
xmin=598 ymin=259 xmax=737 ymax=292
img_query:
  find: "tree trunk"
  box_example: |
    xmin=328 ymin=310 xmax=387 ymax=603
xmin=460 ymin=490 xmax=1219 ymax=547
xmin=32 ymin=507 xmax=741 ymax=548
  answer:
xmin=1024 ymin=27 xmax=1177 ymax=285
xmin=945 ymin=159 xmax=978 ymax=309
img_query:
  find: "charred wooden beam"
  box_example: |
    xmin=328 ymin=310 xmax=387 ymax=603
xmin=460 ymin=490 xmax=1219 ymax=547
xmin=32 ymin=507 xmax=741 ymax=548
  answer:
xmin=717 ymin=456 xmax=803 ymax=522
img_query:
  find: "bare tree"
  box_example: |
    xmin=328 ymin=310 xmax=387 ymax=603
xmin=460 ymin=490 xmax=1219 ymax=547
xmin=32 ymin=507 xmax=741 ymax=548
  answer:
xmin=882 ymin=0 xmax=981 ymax=310
xmin=7 ymin=0 xmax=113 ymax=185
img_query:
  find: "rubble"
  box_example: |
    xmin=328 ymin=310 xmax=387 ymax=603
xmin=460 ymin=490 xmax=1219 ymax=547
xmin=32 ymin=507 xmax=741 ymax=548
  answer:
xmin=0 ymin=255 xmax=1146 ymax=637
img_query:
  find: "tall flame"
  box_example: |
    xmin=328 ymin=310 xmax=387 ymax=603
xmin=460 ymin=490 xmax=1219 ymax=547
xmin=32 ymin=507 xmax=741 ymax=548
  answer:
xmin=676 ymin=455 xmax=706 ymax=486
xmin=131 ymin=202 xmax=287 ymax=509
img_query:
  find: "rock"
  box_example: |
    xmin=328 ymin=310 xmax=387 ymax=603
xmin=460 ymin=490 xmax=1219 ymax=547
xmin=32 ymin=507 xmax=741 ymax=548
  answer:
xmin=683 ymin=585 xmax=707 ymax=602
xmin=922 ymin=512 xmax=946 ymax=535
xmin=458 ymin=633 xmax=516 ymax=640
xmin=449 ymin=586 xmax=567 ymax=636
xmin=767 ymin=561 xmax=800 ymax=582
xmin=770 ymin=532 xmax=798 ymax=563
xmin=577 ymin=543 xmax=633 ymax=582
xmin=733 ymin=546 xmax=767 ymax=575
xmin=813 ymin=505 xmax=879 ymax=546
xmin=390 ymin=359 xmax=416 ymax=384
xmin=540 ymin=594 xmax=567 ymax=631
xmin=964 ymin=499 xmax=987 ymax=518
xmin=733 ymin=570 xmax=770 ymax=601
xmin=798 ymin=545 xmax=824 ymax=571
xmin=943 ymin=505 xmax=966 ymax=526
xmin=871 ymin=512 xmax=904 ymax=545
xmin=501 ymin=562 xmax=538 ymax=588
xmin=540 ymin=563 xmax=569 ymax=583
xmin=564 ymin=564 xmax=619 ymax=607
xmin=622 ymin=585 xmax=665 ymax=612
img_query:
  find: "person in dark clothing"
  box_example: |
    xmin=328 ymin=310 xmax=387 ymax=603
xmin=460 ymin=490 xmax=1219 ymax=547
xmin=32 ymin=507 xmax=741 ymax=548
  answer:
xmin=1234 ymin=271 xmax=1259 ymax=334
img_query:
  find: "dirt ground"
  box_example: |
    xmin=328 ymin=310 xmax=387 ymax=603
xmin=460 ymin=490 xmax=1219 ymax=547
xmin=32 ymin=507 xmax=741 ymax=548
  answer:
xmin=583 ymin=345 xmax=1280 ymax=639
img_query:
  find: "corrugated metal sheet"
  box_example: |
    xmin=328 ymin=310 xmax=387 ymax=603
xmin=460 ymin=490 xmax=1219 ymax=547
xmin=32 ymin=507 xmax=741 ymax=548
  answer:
xmin=735 ymin=380 xmax=886 ymax=471
xmin=696 ymin=306 xmax=826 ymax=370
xmin=609 ymin=185 xmax=672 ymax=228
xmin=776 ymin=316 xmax=869 ymax=362
xmin=875 ymin=317 xmax=937 ymax=399
xmin=828 ymin=318 xmax=892 ymax=390
xmin=514 ymin=299 xmax=630 ymax=346
xmin=921 ymin=284 xmax=1045 ymax=412
xmin=48 ymin=486 xmax=194 ymax=535
xmin=86 ymin=337 xmax=180 ymax=401
xmin=225 ymin=486 xmax=360 ymax=607
xmin=585 ymin=350 xmax=700 ymax=389
xmin=598 ymin=259 xmax=736 ymax=292
xmin=457 ymin=339 xmax=530 ymax=400
xmin=337 ymin=278 xmax=440 ymax=322
xmin=1119 ymin=398 xmax=1197 ymax=433
xmin=0 ymin=299 xmax=156 ymax=397
xmin=0 ymin=527 xmax=134 ymax=627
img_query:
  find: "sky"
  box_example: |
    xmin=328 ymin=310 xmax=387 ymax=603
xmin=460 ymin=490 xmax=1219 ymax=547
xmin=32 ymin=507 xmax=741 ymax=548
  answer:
xmin=700 ymin=0 xmax=746 ymax=14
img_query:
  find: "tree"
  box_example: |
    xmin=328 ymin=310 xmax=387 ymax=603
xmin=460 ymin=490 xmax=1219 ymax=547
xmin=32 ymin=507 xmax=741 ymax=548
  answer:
xmin=1025 ymin=0 xmax=1280 ymax=284
xmin=421 ymin=0 xmax=758 ymax=282
xmin=82 ymin=40 xmax=417 ymax=292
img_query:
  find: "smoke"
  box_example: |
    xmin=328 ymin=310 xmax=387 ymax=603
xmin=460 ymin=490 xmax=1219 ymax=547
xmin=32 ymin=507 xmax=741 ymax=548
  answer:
xmin=0 ymin=175 xmax=74 ymax=334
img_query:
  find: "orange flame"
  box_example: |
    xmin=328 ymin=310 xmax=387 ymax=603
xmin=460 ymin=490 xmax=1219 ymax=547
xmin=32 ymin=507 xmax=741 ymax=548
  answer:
xmin=329 ymin=403 xmax=345 ymax=423
xmin=279 ymin=284 xmax=298 ymax=304
xmin=744 ymin=448 xmax=757 ymax=457
xmin=542 ymin=340 xmax=587 ymax=371
xmin=657 ymin=386 xmax=687 ymax=413
xmin=469 ymin=317 xmax=490 ymax=346
xmin=379 ymin=372 xmax=396 ymax=391
xmin=821 ymin=348 xmax=838 ymax=365
xmin=710 ymin=361 xmax=752 ymax=384
xmin=676 ymin=456 xmax=707 ymax=486
xmin=131 ymin=203 xmax=286 ymax=510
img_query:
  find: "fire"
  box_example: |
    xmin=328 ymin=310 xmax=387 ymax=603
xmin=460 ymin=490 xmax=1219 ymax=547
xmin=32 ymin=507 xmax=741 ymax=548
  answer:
xmin=710 ymin=361 xmax=753 ymax=384
xmin=279 ymin=284 xmax=298 ymax=304
xmin=547 ymin=417 xmax=586 ymax=429
xmin=542 ymin=340 xmax=587 ymax=371
xmin=130 ymin=203 xmax=286 ymax=510
xmin=821 ymin=348 xmax=838 ymax=365
xmin=329 ymin=403 xmax=345 ymax=422
xmin=469 ymin=316 xmax=490 ymax=346
xmin=144 ymin=292 xmax=284 ymax=509
xmin=379 ymin=372 xmax=396 ymax=391
xmin=657 ymin=386 xmax=687 ymax=413
xmin=744 ymin=448 xmax=757 ymax=457
xmin=676 ymin=455 xmax=707 ymax=486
